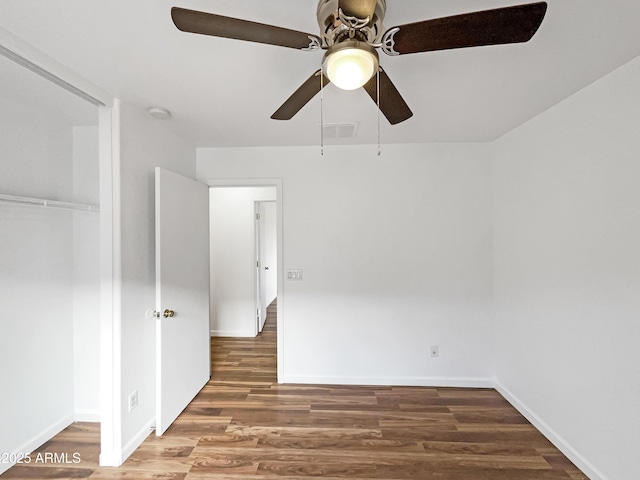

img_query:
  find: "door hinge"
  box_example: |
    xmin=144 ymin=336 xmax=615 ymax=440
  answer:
xmin=257 ymin=261 xmax=260 ymax=268
xmin=256 ymin=213 xmax=260 ymax=220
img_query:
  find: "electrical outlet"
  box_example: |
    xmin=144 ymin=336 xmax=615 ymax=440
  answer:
xmin=430 ymin=345 xmax=439 ymax=358
xmin=128 ymin=390 xmax=138 ymax=412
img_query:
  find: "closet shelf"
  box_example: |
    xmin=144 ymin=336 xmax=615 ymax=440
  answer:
xmin=0 ymin=193 xmax=99 ymax=213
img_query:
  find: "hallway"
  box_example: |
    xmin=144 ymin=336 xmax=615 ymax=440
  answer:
xmin=209 ymin=300 xmax=277 ymax=384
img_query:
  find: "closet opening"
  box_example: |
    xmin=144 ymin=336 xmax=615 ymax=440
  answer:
xmin=0 ymin=45 xmax=103 ymax=475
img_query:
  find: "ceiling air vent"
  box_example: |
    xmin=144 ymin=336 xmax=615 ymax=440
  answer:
xmin=321 ymin=122 xmax=359 ymax=139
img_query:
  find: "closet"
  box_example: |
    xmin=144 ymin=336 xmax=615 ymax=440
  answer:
xmin=0 ymin=51 xmax=100 ymax=466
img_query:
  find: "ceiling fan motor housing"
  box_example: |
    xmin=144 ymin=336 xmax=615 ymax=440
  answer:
xmin=317 ymin=0 xmax=387 ymax=47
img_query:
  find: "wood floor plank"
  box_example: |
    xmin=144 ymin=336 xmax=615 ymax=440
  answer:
xmin=0 ymin=466 xmax=94 ymax=479
xmin=89 ymin=469 xmax=187 ymax=479
xmin=3 ymin=300 xmax=587 ymax=480
xmin=257 ymin=461 xmax=377 ymax=478
xmin=276 ymin=426 xmax=383 ymax=440
xmin=256 ymin=437 xmax=425 ymax=453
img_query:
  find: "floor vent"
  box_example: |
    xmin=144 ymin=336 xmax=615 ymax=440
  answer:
xmin=321 ymin=122 xmax=359 ymax=139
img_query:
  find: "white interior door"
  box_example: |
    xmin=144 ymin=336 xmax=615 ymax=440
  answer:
xmin=262 ymin=202 xmax=278 ymax=306
xmin=255 ymin=203 xmax=264 ymax=334
xmin=155 ymin=167 xmax=210 ymax=436
xmin=256 ymin=201 xmax=277 ymax=333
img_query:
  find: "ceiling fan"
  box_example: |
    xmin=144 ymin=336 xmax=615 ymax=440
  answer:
xmin=171 ymin=0 xmax=547 ymax=125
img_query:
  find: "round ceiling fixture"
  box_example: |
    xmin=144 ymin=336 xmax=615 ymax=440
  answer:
xmin=323 ymin=40 xmax=379 ymax=91
xmin=147 ymin=107 xmax=172 ymax=120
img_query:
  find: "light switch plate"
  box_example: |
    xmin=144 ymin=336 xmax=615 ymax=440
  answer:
xmin=287 ymin=269 xmax=303 ymax=281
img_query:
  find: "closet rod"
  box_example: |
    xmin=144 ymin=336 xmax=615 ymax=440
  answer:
xmin=0 ymin=193 xmax=99 ymax=213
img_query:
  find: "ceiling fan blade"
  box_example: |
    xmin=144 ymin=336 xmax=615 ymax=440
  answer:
xmin=363 ymin=68 xmax=413 ymax=125
xmin=272 ymin=70 xmax=330 ymax=120
xmin=382 ymin=2 xmax=548 ymax=56
xmin=338 ymin=0 xmax=377 ymax=21
xmin=171 ymin=7 xmax=321 ymax=51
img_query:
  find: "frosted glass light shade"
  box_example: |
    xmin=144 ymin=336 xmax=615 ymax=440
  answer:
xmin=325 ymin=47 xmax=378 ymax=91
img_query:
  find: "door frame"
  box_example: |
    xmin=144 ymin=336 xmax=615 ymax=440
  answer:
xmin=0 ymin=27 xmax=121 ymax=465
xmin=205 ymin=178 xmax=284 ymax=382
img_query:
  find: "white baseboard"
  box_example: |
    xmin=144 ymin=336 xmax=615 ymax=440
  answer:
xmin=495 ymin=381 xmax=607 ymax=480
xmin=210 ymin=329 xmax=255 ymax=338
xmin=0 ymin=412 xmax=74 ymax=475
xmin=74 ymin=410 xmax=100 ymax=422
xmin=98 ymin=450 xmax=121 ymax=468
xmin=121 ymin=417 xmax=155 ymax=463
xmin=281 ymin=375 xmax=494 ymax=388
xmin=99 ymin=416 xmax=155 ymax=467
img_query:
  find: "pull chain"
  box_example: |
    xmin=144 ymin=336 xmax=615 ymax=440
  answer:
xmin=377 ymin=67 xmax=381 ymax=156
xmin=320 ymin=68 xmax=324 ymax=156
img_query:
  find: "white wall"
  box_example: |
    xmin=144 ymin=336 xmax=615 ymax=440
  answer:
xmin=0 ymin=96 xmax=75 ymax=474
xmin=198 ymin=144 xmax=494 ymax=386
xmin=209 ymin=187 xmax=276 ymax=337
xmin=492 ymin=56 xmax=640 ymax=480
xmin=72 ymin=125 xmax=100 ymax=420
xmin=118 ymin=101 xmax=196 ymax=453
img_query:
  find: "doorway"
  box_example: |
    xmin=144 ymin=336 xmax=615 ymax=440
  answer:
xmin=0 ymin=35 xmax=116 ymax=473
xmin=206 ymin=181 xmax=283 ymax=381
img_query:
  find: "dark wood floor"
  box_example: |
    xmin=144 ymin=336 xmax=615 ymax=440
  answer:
xmin=2 ymin=300 xmax=587 ymax=479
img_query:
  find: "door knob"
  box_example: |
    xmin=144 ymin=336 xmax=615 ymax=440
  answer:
xmin=163 ymin=309 xmax=175 ymax=318
xmin=264 ymin=266 xmax=269 ymax=270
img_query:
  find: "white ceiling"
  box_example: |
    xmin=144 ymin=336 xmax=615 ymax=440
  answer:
xmin=1 ymin=0 xmax=639 ymax=147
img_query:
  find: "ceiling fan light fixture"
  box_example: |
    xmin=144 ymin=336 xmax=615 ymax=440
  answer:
xmin=323 ymin=41 xmax=378 ymax=91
